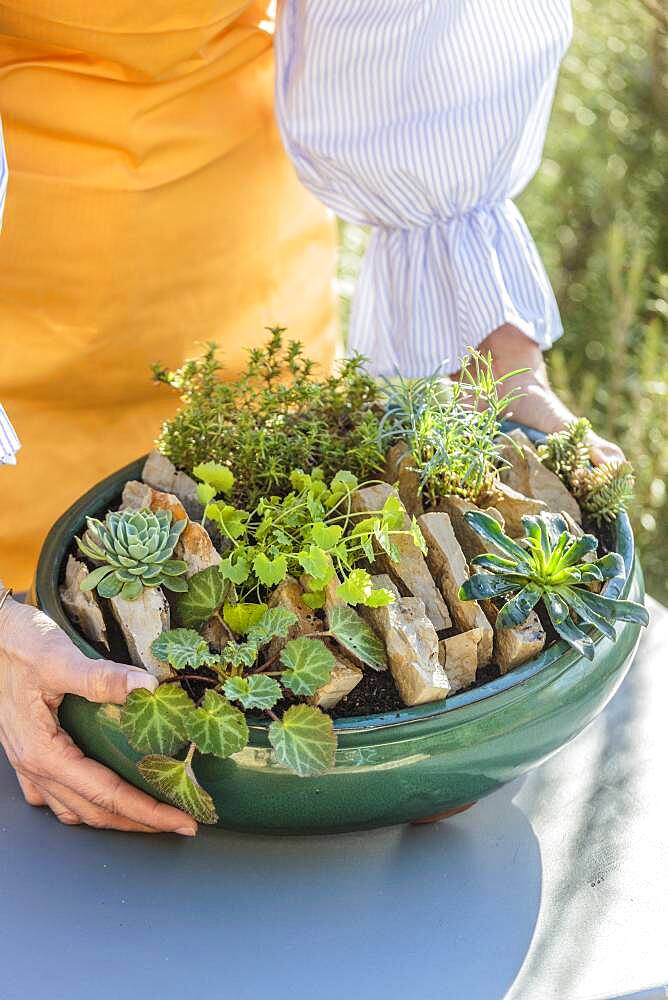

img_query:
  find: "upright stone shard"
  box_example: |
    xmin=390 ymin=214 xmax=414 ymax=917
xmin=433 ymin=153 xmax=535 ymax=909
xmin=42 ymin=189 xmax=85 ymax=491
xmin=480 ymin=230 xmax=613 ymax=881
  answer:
xmin=308 ymin=646 xmax=363 ymax=710
xmin=418 ymin=512 xmax=493 ymax=668
xmin=351 ymin=483 xmax=452 ymax=631
xmin=141 ymin=450 xmax=201 ymax=520
xmin=438 ymin=628 xmax=482 ymax=694
xmin=360 ymin=596 xmax=450 ymax=706
xmin=384 ymin=442 xmax=424 ymax=516
xmin=266 ymin=577 xmax=324 ymax=660
xmin=499 ymin=429 xmax=581 ymax=524
xmin=109 ymin=587 xmax=171 ymax=680
xmin=435 ymin=496 xmax=506 ymax=562
xmin=485 ymin=480 xmax=547 ymax=538
xmin=59 ymin=555 xmax=109 ymax=651
xmin=481 ymin=600 xmax=546 ymax=673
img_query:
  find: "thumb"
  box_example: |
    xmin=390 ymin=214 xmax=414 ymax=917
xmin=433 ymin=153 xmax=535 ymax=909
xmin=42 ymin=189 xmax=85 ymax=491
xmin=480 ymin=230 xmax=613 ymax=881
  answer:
xmin=58 ymin=653 xmax=159 ymax=705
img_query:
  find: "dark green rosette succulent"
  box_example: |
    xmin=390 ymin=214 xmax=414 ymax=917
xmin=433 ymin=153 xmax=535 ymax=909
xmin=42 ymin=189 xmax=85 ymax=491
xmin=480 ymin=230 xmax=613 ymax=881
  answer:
xmin=76 ymin=508 xmax=188 ymax=600
xmin=458 ymin=511 xmax=649 ymax=660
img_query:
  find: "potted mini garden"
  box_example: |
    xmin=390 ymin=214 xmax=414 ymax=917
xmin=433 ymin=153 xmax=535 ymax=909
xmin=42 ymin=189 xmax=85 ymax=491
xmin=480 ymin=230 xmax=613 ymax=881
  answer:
xmin=34 ymin=329 xmax=649 ymax=833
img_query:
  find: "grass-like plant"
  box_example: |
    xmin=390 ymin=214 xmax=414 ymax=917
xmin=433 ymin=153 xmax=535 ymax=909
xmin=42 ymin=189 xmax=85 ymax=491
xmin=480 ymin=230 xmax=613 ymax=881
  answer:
xmin=152 ymin=328 xmax=385 ymax=509
xmin=459 ymin=511 xmax=649 ymax=660
xmin=378 ymin=350 xmax=524 ymax=506
xmin=77 ymin=509 xmax=188 ymax=600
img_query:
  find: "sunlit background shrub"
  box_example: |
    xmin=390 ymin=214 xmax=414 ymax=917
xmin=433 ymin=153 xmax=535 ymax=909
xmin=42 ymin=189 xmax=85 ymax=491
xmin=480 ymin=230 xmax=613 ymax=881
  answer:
xmin=337 ymin=0 xmax=668 ymax=602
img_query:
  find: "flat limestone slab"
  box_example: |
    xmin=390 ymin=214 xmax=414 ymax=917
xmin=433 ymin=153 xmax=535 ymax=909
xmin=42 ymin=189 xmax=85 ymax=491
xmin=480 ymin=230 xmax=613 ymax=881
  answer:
xmin=482 ymin=600 xmax=546 ymax=673
xmin=309 ymin=646 xmax=363 ymax=710
xmin=351 ymin=483 xmax=452 ymax=631
xmin=434 ymin=496 xmax=506 ymax=562
xmin=418 ymin=512 xmax=493 ymax=668
xmin=360 ymin=596 xmax=450 ymax=706
xmin=500 ymin=429 xmax=581 ymax=524
xmin=485 ymin=481 xmax=547 ymax=538
xmin=438 ymin=628 xmax=482 ymax=693
xmin=109 ymin=587 xmax=171 ymax=680
xmin=384 ymin=442 xmax=424 ymax=516
xmin=141 ymin=450 xmax=201 ymax=520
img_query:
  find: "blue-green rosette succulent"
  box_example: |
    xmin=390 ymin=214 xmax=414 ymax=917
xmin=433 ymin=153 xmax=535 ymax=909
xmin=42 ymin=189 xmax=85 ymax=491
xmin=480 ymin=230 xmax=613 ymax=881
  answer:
xmin=76 ymin=508 xmax=188 ymax=601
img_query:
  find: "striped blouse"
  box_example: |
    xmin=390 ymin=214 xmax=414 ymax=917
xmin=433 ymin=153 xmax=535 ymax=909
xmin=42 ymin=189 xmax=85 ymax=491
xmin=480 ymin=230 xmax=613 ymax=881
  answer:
xmin=0 ymin=0 xmax=571 ymax=463
xmin=276 ymin=0 xmax=572 ymax=376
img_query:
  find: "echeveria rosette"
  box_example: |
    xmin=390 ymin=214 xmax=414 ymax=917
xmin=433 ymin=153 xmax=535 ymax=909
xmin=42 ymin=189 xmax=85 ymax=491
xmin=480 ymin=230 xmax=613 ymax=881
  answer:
xmin=77 ymin=508 xmax=188 ymax=601
xmin=458 ymin=511 xmax=649 ymax=660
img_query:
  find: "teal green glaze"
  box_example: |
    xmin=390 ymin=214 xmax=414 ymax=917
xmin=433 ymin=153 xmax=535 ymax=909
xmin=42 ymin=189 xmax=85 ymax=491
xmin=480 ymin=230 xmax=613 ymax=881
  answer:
xmin=35 ymin=457 xmax=646 ymax=834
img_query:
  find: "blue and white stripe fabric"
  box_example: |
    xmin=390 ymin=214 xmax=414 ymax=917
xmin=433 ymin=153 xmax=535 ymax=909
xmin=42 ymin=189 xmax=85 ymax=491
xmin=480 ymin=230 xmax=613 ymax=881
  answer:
xmin=0 ymin=119 xmax=19 ymax=465
xmin=275 ymin=0 xmax=572 ymax=376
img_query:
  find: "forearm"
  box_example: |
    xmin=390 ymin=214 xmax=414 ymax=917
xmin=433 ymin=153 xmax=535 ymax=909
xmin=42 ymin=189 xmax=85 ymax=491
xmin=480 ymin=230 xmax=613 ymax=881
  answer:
xmin=477 ymin=324 xmax=576 ymax=433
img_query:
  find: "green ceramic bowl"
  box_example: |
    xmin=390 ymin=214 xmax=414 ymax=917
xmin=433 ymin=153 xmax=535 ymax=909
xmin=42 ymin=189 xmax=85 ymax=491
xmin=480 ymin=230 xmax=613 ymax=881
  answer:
xmin=33 ymin=457 xmax=645 ymax=834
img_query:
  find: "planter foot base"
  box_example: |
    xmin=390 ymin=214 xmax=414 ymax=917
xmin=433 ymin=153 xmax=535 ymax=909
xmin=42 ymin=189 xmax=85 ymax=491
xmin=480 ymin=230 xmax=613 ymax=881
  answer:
xmin=410 ymin=801 xmax=477 ymax=825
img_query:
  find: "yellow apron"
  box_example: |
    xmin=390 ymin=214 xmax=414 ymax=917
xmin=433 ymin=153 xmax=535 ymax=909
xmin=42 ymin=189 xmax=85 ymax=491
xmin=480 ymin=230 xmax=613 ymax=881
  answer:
xmin=0 ymin=1 xmax=338 ymax=589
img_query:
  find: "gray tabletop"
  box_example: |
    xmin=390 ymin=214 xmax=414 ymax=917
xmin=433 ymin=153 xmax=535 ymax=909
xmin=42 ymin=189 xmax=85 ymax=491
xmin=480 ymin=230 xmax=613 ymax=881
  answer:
xmin=2 ymin=600 xmax=667 ymax=1000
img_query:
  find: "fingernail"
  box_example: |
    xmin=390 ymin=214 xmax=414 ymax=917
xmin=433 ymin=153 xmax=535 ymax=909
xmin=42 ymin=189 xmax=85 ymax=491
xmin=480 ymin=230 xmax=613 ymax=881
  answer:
xmin=126 ymin=672 xmax=159 ymax=695
xmin=175 ymin=826 xmax=197 ymax=837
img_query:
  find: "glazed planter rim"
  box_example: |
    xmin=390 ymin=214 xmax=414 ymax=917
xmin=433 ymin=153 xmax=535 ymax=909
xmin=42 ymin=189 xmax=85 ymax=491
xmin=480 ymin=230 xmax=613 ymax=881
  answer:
xmin=34 ymin=454 xmax=636 ymax=738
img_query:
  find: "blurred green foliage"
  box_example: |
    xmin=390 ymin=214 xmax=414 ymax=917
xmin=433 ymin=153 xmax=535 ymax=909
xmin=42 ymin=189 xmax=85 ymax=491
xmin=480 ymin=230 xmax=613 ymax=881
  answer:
xmin=519 ymin=0 xmax=668 ymax=601
xmin=337 ymin=0 xmax=668 ymax=601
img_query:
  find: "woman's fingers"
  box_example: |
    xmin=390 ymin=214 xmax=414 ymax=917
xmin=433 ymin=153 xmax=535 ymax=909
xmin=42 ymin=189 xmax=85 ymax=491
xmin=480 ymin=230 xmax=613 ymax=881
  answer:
xmin=16 ymin=772 xmax=47 ymax=807
xmin=587 ymin=431 xmax=626 ymax=467
xmin=38 ymin=781 xmax=161 ymax=834
xmin=36 ymin=731 xmax=198 ymax=835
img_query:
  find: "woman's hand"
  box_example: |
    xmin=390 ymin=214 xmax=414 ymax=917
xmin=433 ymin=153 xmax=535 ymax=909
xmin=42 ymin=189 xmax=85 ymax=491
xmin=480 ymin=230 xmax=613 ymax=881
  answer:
xmin=474 ymin=324 xmax=625 ymax=466
xmin=0 ymin=597 xmax=197 ymax=835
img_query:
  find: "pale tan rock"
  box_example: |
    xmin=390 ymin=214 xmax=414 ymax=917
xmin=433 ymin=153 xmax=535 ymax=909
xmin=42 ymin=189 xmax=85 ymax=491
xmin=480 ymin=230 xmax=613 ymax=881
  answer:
xmin=120 ymin=480 xmax=154 ymax=511
xmin=368 ymin=574 xmax=401 ymax=600
xmin=482 ymin=600 xmax=546 ymax=674
xmin=351 ymin=483 xmax=452 ymax=631
xmin=418 ymin=512 xmax=493 ymax=667
xmin=59 ymin=555 xmax=109 ymax=651
xmin=266 ymin=577 xmax=324 ymax=660
xmin=438 ymin=629 xmax=482 ymax=693
xmin=109 ymin=588 xmax=171 ymax=680
xmin=141 ymin=450 xmax=201 ymax=519
xmin=485 ymin=480 xmax=547 ymax=538
xmin=360 ymin=596 xmax=450 ymax=706
xmin=434 ymin=496 xmax=506 ymax=562
xmin=309 ymin=647 xmax=363 ymax=709
xmin=384 ymin=442 xmax=423 ymax=516
xmin=499 ymin=431 xmax=581 ymax=524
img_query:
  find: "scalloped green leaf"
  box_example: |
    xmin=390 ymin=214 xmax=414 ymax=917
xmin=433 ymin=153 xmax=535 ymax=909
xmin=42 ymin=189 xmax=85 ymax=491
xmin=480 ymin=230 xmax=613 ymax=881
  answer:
xmin=150 ymin=628 xmax=218 ymax=671
xmin=175 ymin=566 xmax=228 ymax=628
xmin=268 ymin=705 xmax=336 ymax=777
xmin=279 ymin=638 xmax=336 ymax=695
xmin=246 ymin=607 xmax=298 ymax=648
xmin=310 ymin=522 xmax=343 ymax=550
xmin=138 ymin=754 xmax=218 ymax=824
xmin=223 ymin=602 xmax=268 ymax=635
xmin=253 ymin=552 xmax=288 ymax=587
xmin=297 ymin=545 xmax=334 ymax=586
xmin=193 ymin=461 xmax=235 ymax=495
xmin=120 ymin=685 xmax=194 ymax=754
xmin=219 ymin=553 xmax=251 ymax=584
xmin=328 ymin=605 xmax=387 ymax=671
xmin=223 ymin=674 xmax=282 ymax=710
xmin=185 ymin=690 xmax=249 ymax=758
